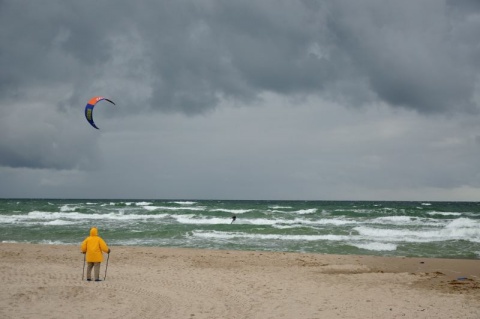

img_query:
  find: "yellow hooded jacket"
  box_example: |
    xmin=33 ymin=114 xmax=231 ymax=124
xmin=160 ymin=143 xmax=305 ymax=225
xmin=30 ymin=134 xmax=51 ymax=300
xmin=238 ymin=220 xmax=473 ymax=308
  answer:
xmin=81 ymin=227 xmax=109 ymax=263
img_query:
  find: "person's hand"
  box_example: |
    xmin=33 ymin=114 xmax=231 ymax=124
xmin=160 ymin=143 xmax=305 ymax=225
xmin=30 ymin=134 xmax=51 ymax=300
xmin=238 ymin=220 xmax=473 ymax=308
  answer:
xmin=108 ymin=248 xmax=111 ymax=254
xmin=82 ymin=252 xmax=86 ymax=254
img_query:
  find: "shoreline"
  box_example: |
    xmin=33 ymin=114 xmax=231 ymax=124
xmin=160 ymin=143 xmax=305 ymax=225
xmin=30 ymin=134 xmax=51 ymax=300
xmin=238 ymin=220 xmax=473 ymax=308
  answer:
xmin=1 ymin=243 xmax=479 ymax=318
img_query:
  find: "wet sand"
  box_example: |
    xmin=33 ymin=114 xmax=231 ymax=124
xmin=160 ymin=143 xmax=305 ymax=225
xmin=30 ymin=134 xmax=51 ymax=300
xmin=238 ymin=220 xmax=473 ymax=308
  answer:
xmin=0 ymin=243 xmax=479 ymax=318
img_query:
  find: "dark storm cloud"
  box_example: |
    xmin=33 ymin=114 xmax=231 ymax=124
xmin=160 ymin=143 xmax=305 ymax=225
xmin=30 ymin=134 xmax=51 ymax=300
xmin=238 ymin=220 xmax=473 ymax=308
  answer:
xmin=0 ymin=1 xmax=480 ymax=113
xmin=327 ymin=0 xmax=480 ymax=113
xmin=1 ymin=0 xmax=479 ymax=170
xmin=0 ymin=99 xmax=103 ymax=169
xmin=1 ymin=0 xmax=478 ymax=113
xmin=131 ymin=0 xmax=480 ymax=114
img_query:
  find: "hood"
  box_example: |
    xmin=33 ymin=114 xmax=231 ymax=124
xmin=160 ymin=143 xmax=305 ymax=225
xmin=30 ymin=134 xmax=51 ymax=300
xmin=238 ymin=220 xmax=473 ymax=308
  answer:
xmin=90 ymin=227 xmax=98 ymax=236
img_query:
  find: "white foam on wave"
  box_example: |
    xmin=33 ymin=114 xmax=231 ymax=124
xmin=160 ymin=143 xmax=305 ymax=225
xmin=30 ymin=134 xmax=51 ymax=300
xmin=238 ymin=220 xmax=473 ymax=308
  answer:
xmin=172 ymin=215 xmax=285 ymax=226
xmin=350 ymin=242 xmax=397 ymax=251
xmin=174 ymin=215 xmax=228 ymax=224
xmin=113 ymin=238 xmax=168 ymax=246
xmin=427 ymin=211 xmax=462 ymax=216
xmin=170 ymin=201 xmax=197 ymax=205
xmin=39 ymin=240 xmax=69 ymax=245
xmin=0 ymin=211 xmax=57 ymax=223
xmin=60 ymin=205 xmax=77 ymax=212
xmin=142 ymin=206 xmax=160 ymax=211
xmin=0 ymin=215 xmax=22 ymax=223
xmin=44 ymin=220 xmax=74 ymax=226
xmin=445 ymin=217 xmax=478 ymax=229
xmin=269 ymin=205 xmax=292 ymax=209
xmin=293 ymin=208 xmax=317 ymax=215
xmin=135 ymin=201 xmax=153 ymax=206
xmin=191 ymin=230 xmax=350 ymax=242
xmin=336 ymin=209 xmax=373 ymax=214
xmin=170 ymin=215 xmax=358 ymax=227
xmin=444 ymin=218 xmax=480 ymax=242
xmin=2 ymin=240 xmax=70 ymax=245
xmin=295 ymin=218 xmax=358 ymax=226
xmin=353 ymin=227 xmax=439 ymax=242
xmin=371 ymin=216 xmax=442 ymax=226
xmin=212 ymin=209 xmax=252 ymax=214
xmin=268 ymin=210 xmax=288 ymax=213
xmin=142 ymin=205 xmax=205 ymax=212
xmin=0 ymin=215 xmax=74 ymax=226
xmin=25 ymin=211 xmax=171 ymax=221
xmin=274 ymin=224 xmax=308 ymax=229
xmin=233 ymin=217 xmax=277 ymax=225
xmin=372 ymin=216 xmax=413 ymax=223
xmin=354 ymin=218 xmax=480 ymax=243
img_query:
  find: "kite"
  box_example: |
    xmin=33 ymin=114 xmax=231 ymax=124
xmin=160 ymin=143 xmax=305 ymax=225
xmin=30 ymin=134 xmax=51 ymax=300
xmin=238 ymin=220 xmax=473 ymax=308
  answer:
xmin=84 ymin=96 xmax=115 ymax=129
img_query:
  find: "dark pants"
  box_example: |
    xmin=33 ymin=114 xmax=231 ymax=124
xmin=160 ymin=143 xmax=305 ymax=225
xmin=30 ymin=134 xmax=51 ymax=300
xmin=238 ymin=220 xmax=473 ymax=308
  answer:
xmin=86 ymin=262 xmax=101 ymax=280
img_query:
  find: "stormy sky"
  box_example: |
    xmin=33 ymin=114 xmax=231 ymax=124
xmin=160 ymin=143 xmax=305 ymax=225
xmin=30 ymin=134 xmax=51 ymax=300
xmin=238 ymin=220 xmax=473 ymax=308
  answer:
xmin=1 ymin=0 xmax=480 ymax=200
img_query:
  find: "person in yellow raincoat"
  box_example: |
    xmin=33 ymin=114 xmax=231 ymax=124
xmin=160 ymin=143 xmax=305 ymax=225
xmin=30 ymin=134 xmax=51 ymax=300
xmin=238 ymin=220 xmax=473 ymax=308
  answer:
xmin=81 ymin=227 xmax=110 ymax=281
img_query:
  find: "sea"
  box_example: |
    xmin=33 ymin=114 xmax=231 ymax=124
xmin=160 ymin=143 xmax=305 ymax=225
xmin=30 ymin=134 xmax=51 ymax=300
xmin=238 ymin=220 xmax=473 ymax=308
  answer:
xmin=1 ymin=199 xmax=479 ymax=259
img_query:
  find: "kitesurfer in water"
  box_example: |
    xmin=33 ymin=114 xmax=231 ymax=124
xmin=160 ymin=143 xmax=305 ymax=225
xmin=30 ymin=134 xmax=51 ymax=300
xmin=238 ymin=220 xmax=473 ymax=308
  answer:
xmin=231 ymin=215 xmax=236 ymax=224
xmin=81 ymin=227 xmax=110 ymax=281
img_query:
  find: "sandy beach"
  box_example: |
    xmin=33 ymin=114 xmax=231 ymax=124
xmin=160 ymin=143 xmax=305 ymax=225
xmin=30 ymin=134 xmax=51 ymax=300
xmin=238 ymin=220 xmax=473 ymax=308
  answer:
xmin=0 ymin=243 xmax=479 ymax=319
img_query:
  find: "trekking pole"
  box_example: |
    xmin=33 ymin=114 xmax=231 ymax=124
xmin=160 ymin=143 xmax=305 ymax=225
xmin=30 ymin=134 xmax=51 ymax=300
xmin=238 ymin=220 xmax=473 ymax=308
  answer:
xmin=104 ymin=252 xmax=110 ymax=280
xmin=82 ymin=253 xmax=86 ymax=281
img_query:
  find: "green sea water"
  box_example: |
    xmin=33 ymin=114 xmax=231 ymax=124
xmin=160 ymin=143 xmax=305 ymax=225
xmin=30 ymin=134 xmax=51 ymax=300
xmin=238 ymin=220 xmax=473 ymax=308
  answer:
xmin=1 ymin=199 xmax=479 ymax=259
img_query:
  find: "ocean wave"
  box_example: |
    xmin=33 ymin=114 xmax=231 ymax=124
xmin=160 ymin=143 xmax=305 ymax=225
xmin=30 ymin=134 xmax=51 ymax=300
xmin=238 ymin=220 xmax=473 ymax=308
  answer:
xmin=142 ymin=205 xmax=206 ymax=211
xmin=173 ymin=215 xmax=229 ymax=224
xmin=297 ymin=218 xmax=358 ymax=226
xmin=38 ymin=240 xmax=70 ymax=245
xmin=445 ymin=217 xmax=478 ymax=229
xmin=44 ymin=220 xmax=75 ymax=226
xmin=2 ymin=199 xmax=479 ymax=258
xmin=60 ymin=205 xmax=77 ymax=212
xmin=14 ymin=211 xmax=172 ymax=222
xmin=211 ymin=209 xmax=253 ymax=214
xmin=427 ymin=211 xmax=462 ymax=216
xmin=293 ymin=208 xmax=317 ymax=215
xmin=169 ymin=201 xmax=197 ymax=205
xmin=191 ymin=230 xmax=350 ymax=242
xmin=135 ymin=201 xmax=153 ymax=206
xmin=370 ymin=216 xmax=443 ymax=226
xmin=354 ymin=219 xmax=480 ymax=243
xmin=349 ymin=242 xmax=397 ymax=251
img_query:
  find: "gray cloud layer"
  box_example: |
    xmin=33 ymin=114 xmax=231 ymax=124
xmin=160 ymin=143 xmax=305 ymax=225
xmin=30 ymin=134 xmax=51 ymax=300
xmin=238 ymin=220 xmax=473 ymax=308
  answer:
xmin=2 ymin=1 xmax=479 ymax=114
xmin=1 ymin=0 xmax=480 ymax=200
